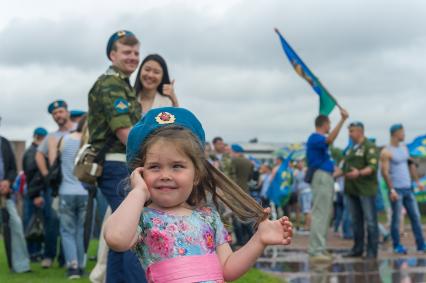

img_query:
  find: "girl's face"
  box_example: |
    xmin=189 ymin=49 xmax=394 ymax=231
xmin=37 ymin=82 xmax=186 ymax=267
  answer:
xmin=143 ymin=140 xmax=196 ymax=209
xmin=139 ymin=60 xmax=163 ymax=92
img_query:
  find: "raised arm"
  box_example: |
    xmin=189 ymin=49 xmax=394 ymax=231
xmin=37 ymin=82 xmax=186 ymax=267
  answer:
xmin=104 ymin=167 xmax=150 ymax=251
xmin=326 ymin=108 xmax=349 ymax=145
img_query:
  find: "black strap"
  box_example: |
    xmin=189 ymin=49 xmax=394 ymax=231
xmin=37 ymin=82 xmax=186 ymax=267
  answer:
xmin=54 ymin=136 xmax=65 ymax=163
xmin=93 ymin=135 xmax=116 ymax=164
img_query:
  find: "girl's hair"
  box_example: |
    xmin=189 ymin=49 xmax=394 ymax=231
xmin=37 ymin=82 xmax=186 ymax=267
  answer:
xmin=129 ymin=126 xmax=268 ymax=227
xmin=134 ymin=54 xmax=171 ymax=96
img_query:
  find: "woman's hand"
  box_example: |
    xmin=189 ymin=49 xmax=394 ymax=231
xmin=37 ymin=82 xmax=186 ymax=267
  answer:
xmin=162 ymin=79 xmax=179 ymax=106
xmin=256 ymin=208 xmax=292 ymax=246
xmin=130 ymin=167 xmax=150 ymax=203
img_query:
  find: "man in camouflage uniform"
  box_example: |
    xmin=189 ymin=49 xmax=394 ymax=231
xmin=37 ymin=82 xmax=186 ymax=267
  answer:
xmin=88 ymin=30 xmax=146 ymax=283
xmin=211 ymin=137 xmax=235 ymax=179
xmin=342 ymin=122 xmax=379 ymax=259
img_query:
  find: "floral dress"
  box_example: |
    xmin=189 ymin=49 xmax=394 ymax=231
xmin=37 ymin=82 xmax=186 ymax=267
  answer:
xmin=133 ymin=206 xmax=231 ymax=282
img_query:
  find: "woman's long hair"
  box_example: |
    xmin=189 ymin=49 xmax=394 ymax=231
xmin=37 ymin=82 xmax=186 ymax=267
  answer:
xmin=134 ymin=54 xmax=171 ymax=96
xmin=128 ymin=126 xmax=268 ymax=228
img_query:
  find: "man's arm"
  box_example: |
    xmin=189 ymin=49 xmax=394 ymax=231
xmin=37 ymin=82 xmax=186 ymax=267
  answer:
xmin=380 ymin=149 xmax=393 ymax=190
xmin=326 ymin=108 xmax=349 ymax=145
xmin=115 ymin=128 xmax=131 ymax=145
xmin=35 ymin=151 xmax=49 ymax=177
xmin=0 ymin=138 xmax=17 ymax=195
xmin=380 ymin=148 xmax=399 ymax=201
xmin=408 ymin=157 xmax=424 ymax=190
xmin=3 ymin=138 xmax=17 ymax=183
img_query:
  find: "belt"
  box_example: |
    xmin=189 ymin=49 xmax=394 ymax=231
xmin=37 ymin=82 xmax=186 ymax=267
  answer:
xmin=105 ymin=153 xmax=126 ymax=162
xmin=146 ymin=254 xmax=224 ymax=283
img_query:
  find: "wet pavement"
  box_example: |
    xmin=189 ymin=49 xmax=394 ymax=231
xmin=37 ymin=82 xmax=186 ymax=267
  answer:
xmin=255 ymin=228 xmax=426 ymax=283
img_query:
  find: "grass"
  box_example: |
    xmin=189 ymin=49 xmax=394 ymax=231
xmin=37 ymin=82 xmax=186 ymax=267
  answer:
xmin=0 ymin=239 xmax=283 ymax=283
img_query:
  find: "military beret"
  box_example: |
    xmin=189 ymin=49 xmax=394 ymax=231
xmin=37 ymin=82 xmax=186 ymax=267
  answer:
xmin=70 ymin=110 xmax=86 ymax=118
xmin=390 ymin=123 xmax=403 ymax=135
xmin=126 ymin=107 xmax=205 ymax=164
xmin=33 ymin=127 xmax=48 ymax=137
xmin=106 ymin=30 xmax=136 ymax=60
xmin=231 ymin=144 xmax=244 ymax=153
xmin=348 ymin=121 xmax=364 ymax=129
xmin=48 ymin=100 xmax=68 ymax=114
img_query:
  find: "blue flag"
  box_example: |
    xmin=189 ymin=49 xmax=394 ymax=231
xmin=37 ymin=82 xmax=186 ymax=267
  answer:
xmin=275 ymin=28 xmax=337 ymax=116
xmin=267 ymin=155 xmax=293 ymax=206
xmin=407 ymin=134 xmax=426 ymax=158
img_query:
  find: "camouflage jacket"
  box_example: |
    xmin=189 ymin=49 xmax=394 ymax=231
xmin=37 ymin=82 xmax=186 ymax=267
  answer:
xmin=88 ymin=66 xmax=141 ymax=154
xmin=220 ymin=154 xmax=236 ymax=181
xmin=343 ymin=138 xmax=379 ymax=197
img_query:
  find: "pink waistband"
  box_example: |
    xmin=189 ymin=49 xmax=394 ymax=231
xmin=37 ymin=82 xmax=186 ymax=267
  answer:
xmin=146 ymin=253 xmax=224 ymax=283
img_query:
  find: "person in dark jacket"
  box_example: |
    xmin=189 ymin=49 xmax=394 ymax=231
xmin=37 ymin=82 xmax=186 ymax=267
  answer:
xmin=230 ymin=144 xmax=254 ymax=246
xmin=0 ymin=134 xmax=31 ymax=272
xmin=22 ymin=127 xmax=48 ymax=261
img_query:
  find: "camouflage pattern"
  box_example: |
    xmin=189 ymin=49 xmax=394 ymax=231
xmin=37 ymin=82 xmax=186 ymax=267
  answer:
xmin=88 ymin=66 xmax=141 ymax=154
xmin=343 ymin=138 xmax=379 ymax=197
xmin=220 ymin=154 xmax=236 ymax=181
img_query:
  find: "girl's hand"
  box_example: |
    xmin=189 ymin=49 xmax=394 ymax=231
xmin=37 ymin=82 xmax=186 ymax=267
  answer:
xmin=130 ymin=167 xmax=150 ymax=203
xmin=256 ymin=208 xmax=293 ymax=246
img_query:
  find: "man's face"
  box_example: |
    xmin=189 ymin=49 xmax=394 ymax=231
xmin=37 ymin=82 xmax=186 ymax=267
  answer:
xmin=110 ymin=42 xmax=140 ymax=76
xmin=213 ymin=140 xmax=225 ymax=153
xmin=52 ymin=108 xmax=70 ymax=127
xmin=323 ymin=120 xmax=331 ymax=134
xmin=349 ymin=127 xmax=363 ymax=142
xmin=393 ymin=129 xmax=405 ymax=142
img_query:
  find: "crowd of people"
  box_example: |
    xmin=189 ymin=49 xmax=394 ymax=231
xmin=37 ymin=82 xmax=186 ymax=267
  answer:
xmin=0 ymin=28 xmax=424 ymax=283
xmin=302 ymin=111 xmax=425 ymax=262
xmin=0 ymin=30 xmax=292 ymax=282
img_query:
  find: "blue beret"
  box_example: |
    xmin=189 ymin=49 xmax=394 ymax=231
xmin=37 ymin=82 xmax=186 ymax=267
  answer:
xmin=348 ymin=121 xmax=364 ymax=129
xmin=126 ymin=107 xmax=205 ymax=164
xmin=231 ymin=144 xmax=244 ymax=153
xmin=70 ymin=110 xmax=86 ymax=118
xmin=390 ymin=123 xmax=403 ymax=134
xmin=48 ymin=100 xmax=68 ymax=114
xmin=106 ymin=30 xmax=136 ymax=60
xmin=33 ymin=127 xmax=48 ymax=137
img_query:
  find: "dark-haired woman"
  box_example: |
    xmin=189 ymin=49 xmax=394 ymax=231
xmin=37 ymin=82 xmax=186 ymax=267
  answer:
xmin=134 ymin=54 xmax=179 ymax=115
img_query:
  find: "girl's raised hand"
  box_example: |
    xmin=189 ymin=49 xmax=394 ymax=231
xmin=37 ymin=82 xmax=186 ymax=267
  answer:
xmin=130 ymin=167 xmax=150 ymax=203
xmin=256 ymin=208 xmax=293 ymax=246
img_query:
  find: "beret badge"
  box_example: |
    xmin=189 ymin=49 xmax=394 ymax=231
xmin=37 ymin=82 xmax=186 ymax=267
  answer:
xmin=155 ymin=112 xmax=176 ymax=125
xmin=117 ymin=30 xmax=126 ymax=37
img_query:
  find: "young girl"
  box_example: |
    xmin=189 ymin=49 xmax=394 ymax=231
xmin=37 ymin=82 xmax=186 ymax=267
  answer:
xmin=104 ymin=107 xmax=292 ymax=282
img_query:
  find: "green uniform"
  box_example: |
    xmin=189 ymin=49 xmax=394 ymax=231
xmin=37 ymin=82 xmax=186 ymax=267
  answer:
xmin=343 ymin=138 xmax=378 ymax=197
xmin=231 ymin=156 xmax=254 ymax=192
xmin=88 ymin=66 xmax=141 ymax=154
xmin=220 ymin=154 xmax=236 ymax=181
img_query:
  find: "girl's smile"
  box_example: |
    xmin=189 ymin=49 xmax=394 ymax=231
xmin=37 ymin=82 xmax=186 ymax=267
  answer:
xmin=143 ymin=139 xmax=196 ymax=209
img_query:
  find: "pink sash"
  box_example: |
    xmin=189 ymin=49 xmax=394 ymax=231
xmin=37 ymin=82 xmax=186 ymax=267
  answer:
xmin=146 ymin=254 xmax=224 ymax=283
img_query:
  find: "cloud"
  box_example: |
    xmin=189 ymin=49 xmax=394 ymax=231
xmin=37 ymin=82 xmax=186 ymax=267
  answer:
xmin=0 ymin=0 xmax=425 ymax=149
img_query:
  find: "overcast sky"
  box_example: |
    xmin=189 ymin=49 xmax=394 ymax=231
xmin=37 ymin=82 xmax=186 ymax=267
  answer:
xmin=0 ymin=0 xmax=425 ymax=148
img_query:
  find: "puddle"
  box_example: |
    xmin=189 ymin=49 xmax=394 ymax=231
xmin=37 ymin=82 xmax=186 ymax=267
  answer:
xmin=257 ymin=257 xmax=426 ymax=283
xmin=288 ymin=273 xmax=426 ymax=283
